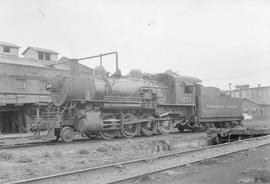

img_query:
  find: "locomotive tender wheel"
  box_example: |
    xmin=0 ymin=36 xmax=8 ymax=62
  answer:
xmin=157 ymin=120 xmax=173 ymax=135
xmin=140 ymin=113 xmax=157 ymax=136
xmin=121 ymin=113 xmax=139 ymax=138
xmin=60 ymin=127 xmax=75 ymax=142
xmin=100 ymin=114 xmax=119 ymax=140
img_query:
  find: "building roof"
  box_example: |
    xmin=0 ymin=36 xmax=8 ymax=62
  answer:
xmin=0 ymin=54 xmax=45 ymax=67
xmin=58 ymin=57 xmax=93 ymax=73
xmin=243 ymin=98 xmax=270 ymax=106
xmin=233 ymin=85 xmax=270 ymax=91
xmin=22 ymin=46 xmax=59 ymax=55
xmin=0 ymin=54 xmax=92 ymax=73
xmin=0 ymin=41 xmax=20 ymax=48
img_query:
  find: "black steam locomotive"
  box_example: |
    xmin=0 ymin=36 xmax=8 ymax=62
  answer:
xmin=36 ymin=52 xmax=243 ymax=142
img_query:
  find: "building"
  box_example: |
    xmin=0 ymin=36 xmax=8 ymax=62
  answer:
xmin=242 ymin=98 xmax=270 ymax=120
xmin=0 ymin=41 xmax=93 ymax=134
xmin=22 ymin=46 xmax=58 ymax=62
xmin=231 ymin=85 xmax=270 ymax=120
xmin=0 ymin=41 xmax=20 ymax=57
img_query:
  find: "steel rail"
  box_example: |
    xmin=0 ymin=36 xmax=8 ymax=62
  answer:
xmin=5 ymin=135 xmax=270 ymax=184
xmin=1 ymin=141 xmax=70 ymax=150
xmin=0 ymin=137 xmax=100 ymax=150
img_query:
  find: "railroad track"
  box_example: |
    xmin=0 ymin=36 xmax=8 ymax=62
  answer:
xmin=0 ymin=132 xmax=204 ymax=150
xmin=6 ymin=135 xmax=270 ymax=184
xmin=0 ymin=135 xmax=123 ymax=150
xmin=0 ymin=136 xmax=114 ymax=150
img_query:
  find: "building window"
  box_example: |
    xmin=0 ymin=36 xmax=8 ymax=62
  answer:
xmin=38 ymin=52 xmax=44 ymax=60
xmin=38 ymin=51 xmax=50 ymax=61
xmin=45 ymin=53 xmax=50 ymax=61
xmin=16 ymin=79 xmax=26 ymax=89
xmin=185 ymin=85 xmax=193 ymax=93
xmin=3 ymin=46 xmax=10 ymax=53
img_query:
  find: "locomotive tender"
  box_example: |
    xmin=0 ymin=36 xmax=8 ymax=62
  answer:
xmin=38 ymin=52 xmax=243 ymax=142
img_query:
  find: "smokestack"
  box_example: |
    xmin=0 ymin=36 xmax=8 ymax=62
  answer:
xmin=69 ymin=59 xmax=79 ymax=77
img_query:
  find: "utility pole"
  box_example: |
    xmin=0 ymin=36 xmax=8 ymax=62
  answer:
xmin=228 ymin=83 xmax=232 ymax=97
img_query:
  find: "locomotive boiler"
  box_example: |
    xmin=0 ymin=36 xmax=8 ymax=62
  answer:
xmin=36 ymin=52 xmax=243 ymax=142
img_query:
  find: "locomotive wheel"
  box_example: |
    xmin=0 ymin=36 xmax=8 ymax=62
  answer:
xmin=60 ymin=127 xmax=75 ymax=142
xmin=121 ymin=113 xmax=139 ymax=138
xmin=157 ymin=120 xmax=173 ymax=135
xmin=100 ymin=114 xmax=118 ymax=140
xmin=140 ymin=113 xmax=157 ymax=136
xmin=100 ymin=130 xmax=118 ymax=140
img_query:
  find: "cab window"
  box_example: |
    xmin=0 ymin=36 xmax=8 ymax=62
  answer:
xmin=185 ymin=85 xmax=193 ymax=93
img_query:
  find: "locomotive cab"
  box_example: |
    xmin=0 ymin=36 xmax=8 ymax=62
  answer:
xmin=155 ymin=73 xmax=200 ymax=106
xmin=152 ymin=73 xmax=202 ymax=132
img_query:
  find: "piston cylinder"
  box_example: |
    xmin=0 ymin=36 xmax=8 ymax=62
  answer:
xmin=78 ymin=111 xmax=103 ymax=132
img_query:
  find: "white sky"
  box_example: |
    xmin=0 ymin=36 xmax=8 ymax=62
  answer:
xmin=0 ymin=0 xmax=269 ymax=90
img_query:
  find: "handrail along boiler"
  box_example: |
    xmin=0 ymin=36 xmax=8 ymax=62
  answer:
xmin=38 ymin=52 xmax=243 ymax=142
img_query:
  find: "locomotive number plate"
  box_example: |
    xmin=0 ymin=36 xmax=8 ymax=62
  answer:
xmin=179 ymin=97 xmax=192 ymax=103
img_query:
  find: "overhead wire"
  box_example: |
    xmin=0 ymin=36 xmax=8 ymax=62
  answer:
xmin=202 ymin=65 xmax=270 ymax=81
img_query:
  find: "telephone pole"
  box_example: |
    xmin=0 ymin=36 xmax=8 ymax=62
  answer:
xmin=228 ymin=83 xmax=232 ymax=97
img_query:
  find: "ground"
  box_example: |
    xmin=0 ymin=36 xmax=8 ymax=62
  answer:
xmin=129 ymin=143 xmax=270 ymax=184
xmin=0 ymin=119 xmax=268 ymax=184
xmin=0 ymin=132 xmax=208 ymax=184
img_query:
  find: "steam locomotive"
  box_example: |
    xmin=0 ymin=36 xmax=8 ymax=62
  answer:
xmin=36 ymin=53 xmax=243 ymax=142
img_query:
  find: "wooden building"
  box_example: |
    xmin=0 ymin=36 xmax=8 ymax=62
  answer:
xmin=241 ymin=98 xmax=270 ymax=120
xmin=232 ymin=85 xmax=270 ymax=120
xmin=0 ymin=41 xmax=92 ymax=134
